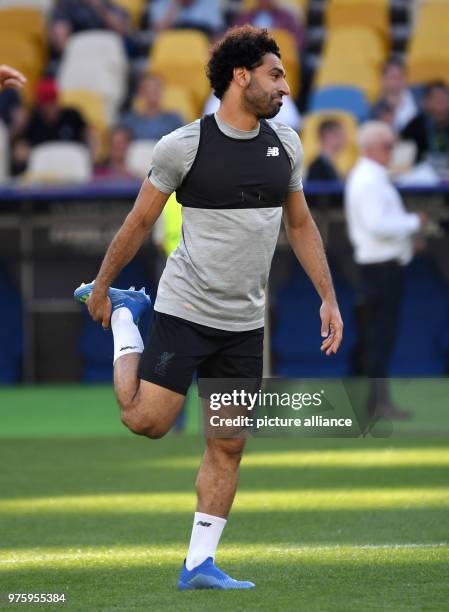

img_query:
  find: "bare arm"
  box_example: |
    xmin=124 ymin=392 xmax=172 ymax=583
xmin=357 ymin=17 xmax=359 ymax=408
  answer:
xmin=283 ymin=190 xmax=343 ymax=355
xmin=88 ymin=180 xmax=170 ymax=327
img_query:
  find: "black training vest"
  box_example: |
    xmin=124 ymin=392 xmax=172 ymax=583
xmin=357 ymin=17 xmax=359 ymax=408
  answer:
xmin=176 ymin=114 xmax=292 ymax=209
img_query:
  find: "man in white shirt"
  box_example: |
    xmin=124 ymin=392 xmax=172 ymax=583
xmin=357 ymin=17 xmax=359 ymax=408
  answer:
xmin=345 ymin=121 xmax=427 ymax=419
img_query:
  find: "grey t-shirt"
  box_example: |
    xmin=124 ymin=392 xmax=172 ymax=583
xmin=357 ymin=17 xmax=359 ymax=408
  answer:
xmin=148 ymin=113 xmax=304 ymax=331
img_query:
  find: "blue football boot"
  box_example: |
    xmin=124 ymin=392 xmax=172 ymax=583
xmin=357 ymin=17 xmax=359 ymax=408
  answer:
xmin=178 ymin=557 xmax=255 ymax=590
xmin=74 ymin=282 xmax=151 ymax=324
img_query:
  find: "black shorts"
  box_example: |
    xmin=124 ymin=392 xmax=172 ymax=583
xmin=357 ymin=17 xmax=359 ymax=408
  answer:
xmin=138 ymin=311 xmax=264 ymax=396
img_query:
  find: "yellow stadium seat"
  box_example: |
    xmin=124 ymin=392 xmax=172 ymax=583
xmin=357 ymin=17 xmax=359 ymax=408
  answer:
xmin=161 ymin=85 xmax=196 ymax=123
xmin=60 ymin=90 xmax=108 ymax=131
xmin=0 ymin=7 xmax=47 ymax=54
xmin=407 ymin=59 xmax=449 ymax=88
xmin=0 ymin=38 xmax=42 ymax=75
xmin=326 ymin=0 xmax=389 ymax=40
xmin=414 ymin=1 xmax=449 ymax=32
xmin=315 ymin=57 xmax=381 ymax=103
xmin=406 ymin=2 xmax=449 ymax=75
xmin=60 ymin=89 xmax=109 ymax=162
xmin=271 ymin=28 xmax=300 ymax=99
xmin=323 ymin=28 xmax=387 ymax=68
xmin=112 ymin=0 xmax=145 ymax=27
xmin=0 ymin=35 xmax=45 ymax=104
xmin=301 ymin=111 xmax=358 ymax=176
xmin=149 ymin=30 xmax=210 ymax=111
xmin=409 ymin=26 xmax=449 ymax=45
xmin=408 ymin=31 xmax=449 ymax=64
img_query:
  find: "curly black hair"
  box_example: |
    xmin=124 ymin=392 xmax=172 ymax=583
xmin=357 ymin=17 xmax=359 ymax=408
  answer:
xmin=206 ymin=25 xmax=281 ymax=100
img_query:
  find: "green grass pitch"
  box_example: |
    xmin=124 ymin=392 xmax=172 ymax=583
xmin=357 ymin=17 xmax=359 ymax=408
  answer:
xmin=0 ymin=383 xmax=448 ymax=611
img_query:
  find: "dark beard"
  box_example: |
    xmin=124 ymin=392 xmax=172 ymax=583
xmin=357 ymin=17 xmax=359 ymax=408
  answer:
xmin=256 ymin=104 xmax=281 ymax=119
xmin=243 ymin=78 xmax=281 ymax=119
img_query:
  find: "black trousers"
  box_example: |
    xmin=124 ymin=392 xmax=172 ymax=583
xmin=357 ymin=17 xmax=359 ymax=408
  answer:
xmin=356 ymin=261 xmax=406 ymax=378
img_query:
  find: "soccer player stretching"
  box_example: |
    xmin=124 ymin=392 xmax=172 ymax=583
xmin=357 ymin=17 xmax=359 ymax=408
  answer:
xmin=75 ymin=26 xmax=343 ymax=590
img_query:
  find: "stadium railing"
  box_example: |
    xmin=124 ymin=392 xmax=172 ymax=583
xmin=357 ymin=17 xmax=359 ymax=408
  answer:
xmin=0 ymin=181 xmax=448 ymax=382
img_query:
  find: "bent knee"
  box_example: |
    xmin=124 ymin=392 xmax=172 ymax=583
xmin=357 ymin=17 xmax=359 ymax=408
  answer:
xmin=120 ymin=412 xmax=168 ymax=440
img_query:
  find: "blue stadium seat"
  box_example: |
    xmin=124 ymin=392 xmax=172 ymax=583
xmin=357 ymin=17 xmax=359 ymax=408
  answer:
xmin=308 ymin=86 xmax=369 ymax=122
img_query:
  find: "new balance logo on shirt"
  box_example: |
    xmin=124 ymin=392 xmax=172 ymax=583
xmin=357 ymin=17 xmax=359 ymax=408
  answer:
xmin=266 ymin=146 xmax=279 ymax=157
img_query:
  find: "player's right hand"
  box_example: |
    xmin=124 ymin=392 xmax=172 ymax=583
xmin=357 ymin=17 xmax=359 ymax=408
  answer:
xmin=87 ymin=287 xmax=112 ymax=330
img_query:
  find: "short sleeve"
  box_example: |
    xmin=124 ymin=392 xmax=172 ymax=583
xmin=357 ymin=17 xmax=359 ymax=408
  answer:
xmin=268 ymin=121 xmax=304 ymax=192
xmin=287 ymin=130 xmax=304 ymax=192
xmin=147 ymin=131 xmax=187 ymax=194
xmin=147 ymin=121 xmax=200 ymax=194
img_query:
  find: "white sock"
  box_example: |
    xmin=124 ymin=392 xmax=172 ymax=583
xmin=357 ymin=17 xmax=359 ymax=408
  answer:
xmin=111 ymin=307 xmax=144 ymax=364
xmin=185 ymin=512 xmax=227 ymax=570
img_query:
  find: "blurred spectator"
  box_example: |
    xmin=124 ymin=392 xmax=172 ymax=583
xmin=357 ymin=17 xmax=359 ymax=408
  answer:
xmin=233 ymin=0 xmax=304 ymax=49
xmin=50 ymin=0 xmax=130 ymax=55
xmin=11 ymin=78 xmax=87 ymax=175
xmin=307 ymin=119 xmax=345 ymax=181
xmin=345 ymin=121 xmax=427 ymax=419
xmin=121 ymin=73 xmax=184 ymax=141
xmin=401 ymin=81 xmax=449 ymax=167
xmin=371 ymin=58 xmax=418 ymax=133
xmin=149 ymin=0 xmax=224 ymax=37
xmin=371 ymin=98 xmax=395 ymax=128
xmin=0 ymin=89 xmax=21 ymax=127
xmin=94 ymin=126 xmax=135 ymax=180
xmin=203 ymin=91 xmax=302 ymax=131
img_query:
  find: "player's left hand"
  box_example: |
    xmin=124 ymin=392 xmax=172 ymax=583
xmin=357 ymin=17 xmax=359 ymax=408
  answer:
xmin=320 ymin=299 xmax=343 ymax=356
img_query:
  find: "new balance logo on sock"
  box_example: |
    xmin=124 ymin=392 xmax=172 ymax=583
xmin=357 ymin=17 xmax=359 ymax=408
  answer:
xmin=120 ymin=346 xmax=139 ymax=351
xmin=196 ymin=521 xmax=212 ymax=527
xmin=266 ymin=146 xmax=279 ymax=157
